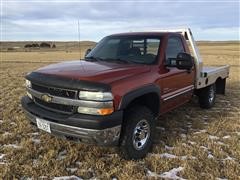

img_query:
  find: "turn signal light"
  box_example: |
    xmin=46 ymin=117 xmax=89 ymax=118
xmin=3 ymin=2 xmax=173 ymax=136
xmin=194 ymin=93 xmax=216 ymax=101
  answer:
xmin=98 ymin=108 xmax=114 ymax=115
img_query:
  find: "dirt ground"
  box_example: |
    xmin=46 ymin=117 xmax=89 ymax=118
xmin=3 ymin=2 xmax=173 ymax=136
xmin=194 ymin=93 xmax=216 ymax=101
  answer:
xmin=0 ymin=42 xmax=239 ymax=179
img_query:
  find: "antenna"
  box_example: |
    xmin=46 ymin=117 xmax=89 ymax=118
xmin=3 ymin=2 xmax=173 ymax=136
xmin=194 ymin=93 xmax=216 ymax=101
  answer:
xmin=78 ymin=20 xmax=81 ymax=60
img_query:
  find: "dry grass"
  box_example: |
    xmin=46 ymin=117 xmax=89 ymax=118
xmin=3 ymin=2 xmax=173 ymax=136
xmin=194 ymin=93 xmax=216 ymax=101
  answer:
xmin=0 ymin=42 xmax=240 ymax=179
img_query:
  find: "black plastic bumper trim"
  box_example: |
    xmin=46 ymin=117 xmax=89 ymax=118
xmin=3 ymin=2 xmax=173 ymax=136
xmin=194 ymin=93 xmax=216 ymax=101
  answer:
xmin=21 ymin=96 xmax=123 ymax=130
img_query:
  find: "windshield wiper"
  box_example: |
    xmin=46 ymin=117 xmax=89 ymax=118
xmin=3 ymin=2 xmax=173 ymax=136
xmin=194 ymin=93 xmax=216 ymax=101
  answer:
xmin=100 ymin=58 xmax=132 ymax=64
xmin=86 ymin=56 xmax=132 ymax=64
xmin=85 ymin=56 xmax=103 ymax=62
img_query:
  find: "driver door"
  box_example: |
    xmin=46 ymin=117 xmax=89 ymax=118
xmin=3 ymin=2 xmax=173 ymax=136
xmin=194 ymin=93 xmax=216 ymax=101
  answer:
xmin=160 ymin=36 xmax=195 ymax=114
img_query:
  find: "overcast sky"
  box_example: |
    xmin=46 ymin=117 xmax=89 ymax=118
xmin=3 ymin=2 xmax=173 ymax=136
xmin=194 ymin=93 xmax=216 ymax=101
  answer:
xmin=1 ymin=0 xmax=239 ymax=41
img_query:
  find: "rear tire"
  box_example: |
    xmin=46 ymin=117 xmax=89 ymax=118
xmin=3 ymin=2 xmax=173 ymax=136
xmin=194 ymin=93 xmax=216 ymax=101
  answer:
xmin=119 ymin=106 xmax=155 ymax=160
xmin=198 ymin=84 xmax=216 ymax=109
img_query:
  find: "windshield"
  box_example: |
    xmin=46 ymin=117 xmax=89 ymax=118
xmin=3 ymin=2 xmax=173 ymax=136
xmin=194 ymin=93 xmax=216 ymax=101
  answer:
xmin=86 ymin=35 xmax=161 ymax=64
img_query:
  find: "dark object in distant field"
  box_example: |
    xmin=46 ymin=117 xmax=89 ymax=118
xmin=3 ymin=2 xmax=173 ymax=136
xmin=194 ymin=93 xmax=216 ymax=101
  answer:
xmin=32 ymin=43 xmax=40 ymax=48
xmin=24 ymin=43 xmax=55 ymax=49
xmin=24 ymin=43 xmax=40 ymax=48
xmin=7 ymin=47 xmax=14 ymax=51
xmin=24 ymin=44 xmax=33 ymax=48
xmin=40 ymin=42 xmax=51 ymax=48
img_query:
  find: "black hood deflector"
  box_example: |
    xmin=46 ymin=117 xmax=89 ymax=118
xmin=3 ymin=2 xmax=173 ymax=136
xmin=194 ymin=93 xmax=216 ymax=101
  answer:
xmin=26 ymin=72 xmax=111 ymax=92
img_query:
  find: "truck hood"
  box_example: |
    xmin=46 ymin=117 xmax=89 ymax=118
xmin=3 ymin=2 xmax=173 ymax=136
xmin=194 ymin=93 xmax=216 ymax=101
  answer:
xmin=35 ymin=60 xmax=151 ymax=84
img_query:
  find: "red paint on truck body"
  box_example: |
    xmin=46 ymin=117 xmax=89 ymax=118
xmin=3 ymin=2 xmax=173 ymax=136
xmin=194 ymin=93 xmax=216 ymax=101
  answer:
xmin=33 ymin=32 xmax=195 ymax=114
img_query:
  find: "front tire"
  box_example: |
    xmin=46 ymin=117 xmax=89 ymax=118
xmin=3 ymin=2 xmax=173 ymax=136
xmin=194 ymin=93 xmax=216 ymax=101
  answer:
xmin=198 ymin=84 xmax=216 ymax=109
xmin=119 ymin=106 xmax=155 ymax=160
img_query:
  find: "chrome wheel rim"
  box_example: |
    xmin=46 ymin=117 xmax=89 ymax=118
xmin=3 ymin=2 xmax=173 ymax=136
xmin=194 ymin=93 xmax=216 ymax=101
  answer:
xmin=209 ymin=86 xmax=215 ymax=103
xmin=132 ymin=119 xmax=150 ymax=150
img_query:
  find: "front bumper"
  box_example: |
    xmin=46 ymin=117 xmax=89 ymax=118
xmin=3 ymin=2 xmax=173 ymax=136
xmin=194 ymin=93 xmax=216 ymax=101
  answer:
xmin=21 ymin=96 xmax=123 ymax=146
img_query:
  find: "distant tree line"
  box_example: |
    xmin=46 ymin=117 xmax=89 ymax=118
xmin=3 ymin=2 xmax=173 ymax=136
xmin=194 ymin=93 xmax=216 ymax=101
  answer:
xmin=24 ymin=42 xmax=56 ymax=48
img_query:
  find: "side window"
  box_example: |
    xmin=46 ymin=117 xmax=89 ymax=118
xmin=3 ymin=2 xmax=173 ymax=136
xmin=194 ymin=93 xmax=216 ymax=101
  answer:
xmin=166 ymin=37 xmax=185 ymax=60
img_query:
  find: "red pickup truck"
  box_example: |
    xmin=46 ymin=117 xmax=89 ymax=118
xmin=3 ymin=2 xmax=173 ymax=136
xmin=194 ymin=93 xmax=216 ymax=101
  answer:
xmin=21 ymin=28 xmax=229 ymax=159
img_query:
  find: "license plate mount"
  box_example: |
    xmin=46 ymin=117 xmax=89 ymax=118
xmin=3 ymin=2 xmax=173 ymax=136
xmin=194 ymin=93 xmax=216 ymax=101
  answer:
xmin=36 ymin=118 xmax=51 ymax=133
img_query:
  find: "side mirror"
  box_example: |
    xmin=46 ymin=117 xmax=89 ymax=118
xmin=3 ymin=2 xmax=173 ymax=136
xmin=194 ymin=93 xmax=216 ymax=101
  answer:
xmin=176 ymin=52 xmax=193 ymax=70
xmin=85 ymin=48 xmax=92 ymax=57
xmin=165 ymin=52 xmax=193 ymax=70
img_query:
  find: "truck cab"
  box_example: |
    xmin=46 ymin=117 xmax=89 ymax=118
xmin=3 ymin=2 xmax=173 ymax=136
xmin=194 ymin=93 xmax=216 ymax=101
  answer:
xmin=21 ymin=28 xmax=229 ymax=159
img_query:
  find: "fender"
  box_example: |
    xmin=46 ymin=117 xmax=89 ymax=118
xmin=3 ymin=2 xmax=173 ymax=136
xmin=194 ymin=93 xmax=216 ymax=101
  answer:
xmin=118 ymin=84 xmax=161 ymax=110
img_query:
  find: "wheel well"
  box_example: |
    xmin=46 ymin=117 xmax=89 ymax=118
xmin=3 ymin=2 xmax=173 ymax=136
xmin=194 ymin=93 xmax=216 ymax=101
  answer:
xmin=215 ymin=77 xmax=226 ymax=94
xmin=125 ymin=93 xmax=160 ymax=116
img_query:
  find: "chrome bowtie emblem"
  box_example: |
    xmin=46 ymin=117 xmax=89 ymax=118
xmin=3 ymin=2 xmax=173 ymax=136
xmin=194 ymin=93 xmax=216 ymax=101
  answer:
xmin=41 ymin=94 xmax=52 ymax=103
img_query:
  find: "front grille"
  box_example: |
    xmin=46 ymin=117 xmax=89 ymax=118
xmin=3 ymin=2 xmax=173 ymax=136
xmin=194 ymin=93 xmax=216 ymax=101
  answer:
xmin=31 ymin=83 xmax=77 ymax=114
xmin=35 ymin=98 xmax=75 ymax=114
xmin=32 ymin=83 xmax=77 ymax=99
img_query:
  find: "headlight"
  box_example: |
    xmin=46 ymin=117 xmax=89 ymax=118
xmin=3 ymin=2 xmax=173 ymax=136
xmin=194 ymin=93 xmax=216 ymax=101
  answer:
xmin=77 ymin=106 xmax=114 ymax=116
xmin=27 ymin=91 xmax=33 ymax=99
xmin=78 ymin=91 xmax=114 ymax=115
xmin=25 ymin=79 xmax=31 ymax=88
xmin=78 ymin=91 xmax=113 ymax=101
xmin=25 ymin=80 xmax=32 ymax=99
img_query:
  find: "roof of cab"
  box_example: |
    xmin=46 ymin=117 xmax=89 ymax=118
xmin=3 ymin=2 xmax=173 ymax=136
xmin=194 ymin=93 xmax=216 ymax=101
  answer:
xmin=108 ymin=31 xmax=179 ymax=37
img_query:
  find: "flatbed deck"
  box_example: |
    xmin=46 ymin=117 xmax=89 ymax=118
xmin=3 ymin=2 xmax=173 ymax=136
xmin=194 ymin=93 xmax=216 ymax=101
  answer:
xmin=198 ymin=65 xmax=230 ymax=88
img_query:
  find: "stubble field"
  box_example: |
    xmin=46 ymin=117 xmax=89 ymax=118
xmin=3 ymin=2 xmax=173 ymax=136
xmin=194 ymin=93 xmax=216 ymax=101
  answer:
xmin=0 ymin=42 xmax=239 ymax=179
